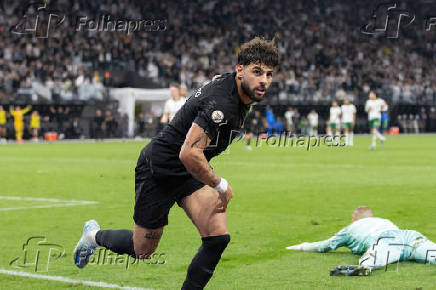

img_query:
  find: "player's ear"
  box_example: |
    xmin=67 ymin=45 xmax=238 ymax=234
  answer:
xmin=235 ymin=64 xmax=244 ymax=80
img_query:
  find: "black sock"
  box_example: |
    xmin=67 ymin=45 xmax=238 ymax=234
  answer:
xmin=182 ymin=234 xmax=230 ymax=290
xmin=95 ymin=230 xmax=135 ymax=257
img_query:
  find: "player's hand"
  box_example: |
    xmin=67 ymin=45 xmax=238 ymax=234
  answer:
xmin=216 ymin=185 xmax=233 ymax=213
xmin=286 ymin=242 xmax=310 ymax=251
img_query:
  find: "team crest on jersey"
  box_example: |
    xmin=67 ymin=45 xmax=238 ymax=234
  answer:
xmin=211 ymin=110 xmax=224 ymax=123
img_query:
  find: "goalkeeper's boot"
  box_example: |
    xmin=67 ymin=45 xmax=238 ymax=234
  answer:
xmin=73 ymin=219 xmax=100 ymax=269
xmin=330 ymin=265 xmax=371 ymax=276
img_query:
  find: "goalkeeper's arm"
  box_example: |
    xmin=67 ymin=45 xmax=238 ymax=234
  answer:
xmin=286 ymin=228 xmax=349 ymax=253
xmin=286 ymin=240 xmax=332 ymax=252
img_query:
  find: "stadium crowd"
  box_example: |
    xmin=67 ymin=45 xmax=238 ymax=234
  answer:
xmin=1 ymin=0 xmax=436 ymax=103
xmin=1 ymin=0 xmax=436 ymax=141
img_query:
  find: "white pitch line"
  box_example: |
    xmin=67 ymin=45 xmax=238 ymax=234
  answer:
xmin=0 ymin=196 xmax=98 ymax=211
xmin=0 ymin=269 xmax=151 ymax=290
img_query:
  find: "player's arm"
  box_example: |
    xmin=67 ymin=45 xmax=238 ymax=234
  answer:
xmin=364 ymin=101 xmax=370 ymax=112
xmin=160 ymin=113 xmax=169 ymax=124
xmin=179 ymin=123 xmax=220 ymax=187
xmin=286 ymin=228 xmax=349 ymax=253
xmin=160 ymin=101 xmax=170 ymax=123
xmin=23 ymin=105 xmax=31 ymax=114
xmin=382 ymin=100 xmax=388 ymax=112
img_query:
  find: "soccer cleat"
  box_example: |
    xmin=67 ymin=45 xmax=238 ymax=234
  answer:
xmin=369 ymin=145 xmax=375 ymax=150
xmin=380 ymin=139 xmax=385 ymax=146
xmin=329 ymin=265 xmax=371 ymax=276
xmin=73 ymin=219 xmax=100 ymax=269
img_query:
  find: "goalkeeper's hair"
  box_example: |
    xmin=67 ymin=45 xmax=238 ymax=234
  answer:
xmin=237 ymin=37 xmax=279 ymax=68
xmin=353 ymin=206 xmax=373 ymax=220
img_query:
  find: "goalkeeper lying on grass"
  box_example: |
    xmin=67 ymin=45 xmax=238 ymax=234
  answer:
xmin=286 ymin=206 xmax=436 ymax=275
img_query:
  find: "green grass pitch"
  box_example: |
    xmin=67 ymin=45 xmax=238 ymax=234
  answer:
xmin=1 ymin=135 xmax=436 ymax=289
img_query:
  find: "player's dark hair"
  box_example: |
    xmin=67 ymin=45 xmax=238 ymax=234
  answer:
xmin=237 ymin=37 xmax=279 ymax=68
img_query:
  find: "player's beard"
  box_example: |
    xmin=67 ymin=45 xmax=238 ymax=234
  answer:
xmin=241 ymin=79 xmax=265 ymax=102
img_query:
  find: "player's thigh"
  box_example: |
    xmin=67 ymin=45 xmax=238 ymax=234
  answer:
xmin=180 ymin=185 xmax=228 ymax=237
xmin=132 ymin=224 xmax=163 ymax=258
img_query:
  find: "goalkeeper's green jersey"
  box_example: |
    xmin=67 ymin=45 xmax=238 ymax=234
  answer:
xmin=305 ymin=217 xmax=423 ymax=255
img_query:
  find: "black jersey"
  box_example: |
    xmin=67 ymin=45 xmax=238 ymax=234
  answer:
xmin=146 ymin=72 xmax=250 ymax=178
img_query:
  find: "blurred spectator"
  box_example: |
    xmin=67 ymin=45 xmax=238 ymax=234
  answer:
xmin=30 ymin=110 xmax=40 ymax=141
xmin=136 ymin=112 xmax=146 ymax=137
xmin=266 ymin=105 xmax=275 ymax=135
xmin=429 ymin=107 xmax=436 ymax=132
xmin=299 ymin=116 xmax=309 ymax=135
xmin=68 ymin=117 xmax=84 ymax=139
xmin=161 ymin=83 xmax=185 ymax=124
xmin=104 ymin=110 xmax=118 ymax=138
xmin=92 ymin=109 xmax=105 ymax=139
xmin=54 ymin=106 xmax=69 ymax=136
xmin=284 ymin=107 xmax=295 ymax=132
xmin=412 ymin=115 xmax=419 ymax=134
xmin=307 ymin=110 xmax=319 ymax=136
xmin=273 ymin=117 xmax=284 ymax=134
xmin=0 ymin=105 xmax=7 ymax=143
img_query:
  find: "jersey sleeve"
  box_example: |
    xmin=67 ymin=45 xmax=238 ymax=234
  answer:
xmin=193 ymin=95 xmax=234 ymax=140
xmin=304 ymin=227 xmax=350 ymax=253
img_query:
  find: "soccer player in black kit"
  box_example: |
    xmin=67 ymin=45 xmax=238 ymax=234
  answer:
xmin=74 ymin=37 xmax=279 ymax=289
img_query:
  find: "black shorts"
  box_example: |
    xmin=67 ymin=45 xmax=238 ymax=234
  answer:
xmin=133 ymin=145 xmax=204 ymax=229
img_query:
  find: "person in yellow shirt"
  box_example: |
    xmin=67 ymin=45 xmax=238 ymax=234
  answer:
xmin=10 ymin=105 xmax=31 ymax=144
xmin=30 ymin=110 xmax=40 ymax=141
xmin=0 ymin=105 xmax=7 ymax=143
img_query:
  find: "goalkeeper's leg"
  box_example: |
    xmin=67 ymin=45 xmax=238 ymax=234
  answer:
xmin=409 ymin=238 xmax=436 ymax=264
xmin=359 ymin=241 xmax=402 ymax=269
